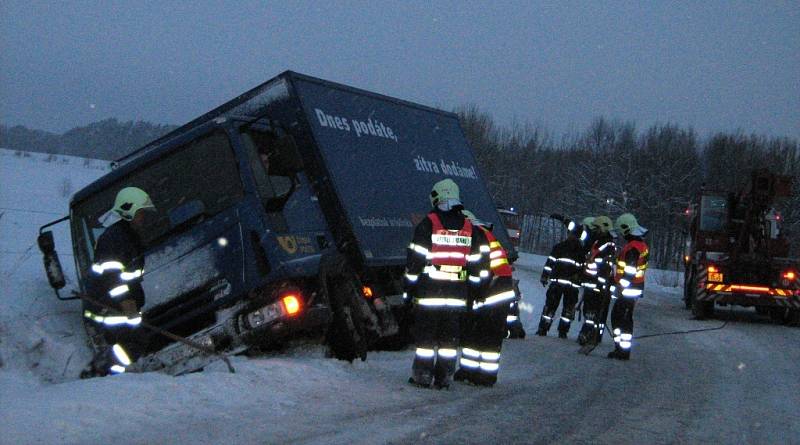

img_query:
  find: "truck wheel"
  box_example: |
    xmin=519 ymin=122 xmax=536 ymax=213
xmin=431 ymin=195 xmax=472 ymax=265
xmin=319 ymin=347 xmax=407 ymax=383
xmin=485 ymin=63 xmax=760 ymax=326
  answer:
xmin=325 ymin=271 xmax=368 ymax=362
xmin=690 ymin=273 xmax=714 ymax=319
xmin=768 ymin=307 xmax=788 ymax=324
xmin=788 ymin=309 xmax=800 ymax=327
xmin=683 ymin=270 xmax=694 ymax=310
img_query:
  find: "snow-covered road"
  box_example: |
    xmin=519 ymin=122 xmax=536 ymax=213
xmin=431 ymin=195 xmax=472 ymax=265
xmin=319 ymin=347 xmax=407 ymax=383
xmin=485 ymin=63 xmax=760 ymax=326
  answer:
xmin=2 ymin=150 xmax=799 ymax=444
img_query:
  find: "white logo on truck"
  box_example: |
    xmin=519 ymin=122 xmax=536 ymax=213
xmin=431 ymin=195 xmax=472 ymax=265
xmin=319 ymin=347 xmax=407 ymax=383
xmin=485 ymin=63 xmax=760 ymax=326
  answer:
xmin=315 ymin=108 xmax=398 ymax=142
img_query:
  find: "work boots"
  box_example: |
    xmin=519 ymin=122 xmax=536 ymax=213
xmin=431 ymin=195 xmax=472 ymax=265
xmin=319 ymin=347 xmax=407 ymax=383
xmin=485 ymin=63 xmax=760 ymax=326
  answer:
xmin=536 ymin=317 xmax=552 ymax=336
xmin=409 ymin=369 xmax=433 ymax=388
xmin=607 ymin=347 xmax=630 ymax=360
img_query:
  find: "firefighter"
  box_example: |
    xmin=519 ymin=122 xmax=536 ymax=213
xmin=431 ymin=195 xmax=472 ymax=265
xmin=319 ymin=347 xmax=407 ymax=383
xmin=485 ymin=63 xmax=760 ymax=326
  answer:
xmin=404 ymin=179 xmax=489 ymax=389
xmin=81 ymin=187 xmax=156 ymax=377
xmin=455 ymin=210 xmax=516 ymax=386
xmin=537 ymin=219 xmax=585 ymax=338
xmin=576 ymin=215 xmax=616 ymax=346
xmin=608 ymin=213 xmax=649 ymax=360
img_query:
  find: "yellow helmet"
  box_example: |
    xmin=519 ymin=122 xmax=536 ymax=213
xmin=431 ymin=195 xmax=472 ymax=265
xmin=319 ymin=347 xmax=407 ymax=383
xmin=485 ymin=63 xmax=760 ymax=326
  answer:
xmin=615 ymin=213 xmax=647 ymax=236
xmin=591 ymin=215 xmax=613 ymax=234
xmin=111 ymin=187 xmax=155 ymax=221
xmin=430 ymin=178 xmax=461 ymax=208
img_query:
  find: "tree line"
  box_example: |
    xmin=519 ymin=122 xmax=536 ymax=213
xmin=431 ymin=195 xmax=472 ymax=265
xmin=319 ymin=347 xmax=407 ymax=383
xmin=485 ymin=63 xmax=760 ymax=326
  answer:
xmin=456 ymin=105 xmax=800 ymax=269
xmin=0 ymin=119 xmax=176 ymax=160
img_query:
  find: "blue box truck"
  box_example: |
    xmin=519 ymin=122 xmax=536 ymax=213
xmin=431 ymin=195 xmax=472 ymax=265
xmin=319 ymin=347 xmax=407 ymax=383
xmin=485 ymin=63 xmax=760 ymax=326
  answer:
xmin=38 ymin=71 xmax=515 ymax=375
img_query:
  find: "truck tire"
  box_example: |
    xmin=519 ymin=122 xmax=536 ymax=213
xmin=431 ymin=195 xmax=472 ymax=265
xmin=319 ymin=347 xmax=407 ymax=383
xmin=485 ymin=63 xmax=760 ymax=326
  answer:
xmin=683 ymin=270 xmax=694 ymax=310
xmin=689 ymin=272 xmax=714 ymax=319
xmin=768 ymin=307 xmax=788 ymax=324
xmin=325 ymin=272 xmax=369 ymax=362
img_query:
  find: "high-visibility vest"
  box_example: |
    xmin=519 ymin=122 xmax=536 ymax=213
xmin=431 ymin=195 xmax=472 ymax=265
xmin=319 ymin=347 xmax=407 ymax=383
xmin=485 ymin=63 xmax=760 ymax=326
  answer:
xmin=614 ymin=240 xmax=649 ymax=285
xmin=481 ymin=227 xmax=512 ymax=277
xmin=426 ymin=212 xmax=473 ymax=281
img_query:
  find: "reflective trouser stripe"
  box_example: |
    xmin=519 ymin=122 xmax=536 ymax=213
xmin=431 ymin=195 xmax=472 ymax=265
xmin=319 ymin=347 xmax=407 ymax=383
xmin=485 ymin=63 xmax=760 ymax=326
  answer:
xmin=415 ymin=348 xmax=435 ymax=358
xmin=460 ymin=357 xmax=480 ymax=368
xmin=415 ymin=298 xmax=467 ymax=307
xmin=438 ymin=348 xmax=457 ymax=359
xmin=507 ymin=315 xmax=518 ymax=322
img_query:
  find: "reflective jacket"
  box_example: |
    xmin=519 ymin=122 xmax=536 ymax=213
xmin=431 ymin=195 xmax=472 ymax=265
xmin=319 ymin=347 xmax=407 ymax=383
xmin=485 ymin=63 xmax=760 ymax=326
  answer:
xmin=614 ymin=236 xmax=649 ymax=298
xmin=405 ymin=209 xmax=490 ymax=309
xmin=472 ymin=226 xmax=516 ymax=310
xmin=582 ymin=234 xmax=617 ymax=293
xmin=83 ymin=220 xmax=145 ymax=327
xmin=541 ymin=237 xmax=584 ymax=288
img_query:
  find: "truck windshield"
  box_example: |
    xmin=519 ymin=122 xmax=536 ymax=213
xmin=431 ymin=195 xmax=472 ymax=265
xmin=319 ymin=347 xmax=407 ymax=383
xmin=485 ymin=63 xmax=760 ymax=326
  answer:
xmin=71 ymin=131 xmax=244 ymax=268
xmin=699 ymin=195 xmax=727 ymax=232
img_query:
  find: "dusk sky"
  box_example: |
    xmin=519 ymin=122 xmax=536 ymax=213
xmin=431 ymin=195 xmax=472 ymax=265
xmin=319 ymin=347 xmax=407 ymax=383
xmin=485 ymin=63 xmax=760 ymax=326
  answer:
xmin=1 ymin=1 xmax=798 ymax=139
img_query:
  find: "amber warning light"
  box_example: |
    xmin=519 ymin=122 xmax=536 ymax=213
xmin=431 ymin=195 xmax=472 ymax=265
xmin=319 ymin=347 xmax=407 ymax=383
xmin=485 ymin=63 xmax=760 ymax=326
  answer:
xmin=783 ymin=270 xmax=797 ymax=281
xmin=282 ymin=294 xmax=301 ymax=316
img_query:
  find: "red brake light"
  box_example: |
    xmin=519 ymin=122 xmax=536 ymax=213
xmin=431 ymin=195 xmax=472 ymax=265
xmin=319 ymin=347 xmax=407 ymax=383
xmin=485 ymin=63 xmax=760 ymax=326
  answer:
xmin=707 ymin=265 xmax=718 ymax=273
xmin=783 ymin=270 xmax=797 ymax=281
xmin=281 ymin=294 xmax=301 ymax=316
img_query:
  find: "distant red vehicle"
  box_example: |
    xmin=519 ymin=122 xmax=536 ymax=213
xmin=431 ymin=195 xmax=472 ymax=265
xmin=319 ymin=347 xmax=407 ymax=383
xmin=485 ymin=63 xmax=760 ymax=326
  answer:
xmin=497 ymin=207 xmax=521 ymax=249
xmin=683 ymin=169 xmax=799 ymax=323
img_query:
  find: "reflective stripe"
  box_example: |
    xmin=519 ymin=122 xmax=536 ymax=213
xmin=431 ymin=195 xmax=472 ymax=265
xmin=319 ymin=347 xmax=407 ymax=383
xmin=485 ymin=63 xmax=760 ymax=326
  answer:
xmin=624 ymin=265 xmax=637 ymax=275
xmin=480 ymin=245 xmax=491 ymax=253
xmin=599 ymin=242 xmax=613 ymax=251
xmin=490 ymin=250 xmax=503 ymax=259
xmin=112 ymin=344 xmax=132 ymax=366
xmin=598 ymin=277 xmax=607 ymax=283
xmin=466 ymin=253 xmax=483 ymax=262
xmin=431 ymin=251 xmax=466 ymax=260
xmin=462 ymin=347 xmax=481 ymax=358
xmin=415 ymin=298 xmax=467 ymax=307
xmin=409 ymin=243 xmax=429 ymax=256
xmin=424 ymin=266 xmax=464 ymax=282
xmin=490 ymin=241 xmax=502 ymax=249
xmin=109 ymin=365 xmax=127 ymax=374
xmin=469 ymin=275 xmax=482 ymax=284
xmin=490 ymin=258 xmax=509 ymax=269
xmin=479 ymin=270 xmax=490 ymax=278
xmin=621 ymin=288 xmax=643 ymax=297
xmin=506 ymin=315 xmax=518 ymax=322
xmin=91 ymin=261 xmax=125 ymax=274
xmin=583 ymin=282 xmax=597 ymax=289
xmin=481 ymin=351 xmax=500 ymax=361
xmin=594 ymin=258 xmax=603 ymax=264
xmin=543 ymin=266 xmax=553 ymax=272
xmin=586 ymin=270 xmax=598 ymax=276
xmin=585 ymin=320 xmax=595 ymax=326
xmin=561 ymin=317 xmax=570 ymax=323
xmin=542 ymin=315 xmax=552 ymax=321
xmin=620 ymin=333 xmax=632 ymax=341
xmin=548 ymin=256 xmax=556 ymax=261
xmin=479 ymin=362 xmax=499 ymax=372
xmin=438 ymin=348 xmax=457 ymax=358
xmin=620 ymin=341 xmax=632 ymax=349
xmin=84 ymin=310 xmax=141 ymax=327
xmin=556 ymin=257 xmax=579 ymax=265
xmin=108 ymin=284 xmax=130 ymax=298
xmin=405 ymin=273 xmax=419 ymax=283
xmin=619 ymin=279 xmax=631 ymax=288
xmin=473 ymin=290 xmax=516 ymax=309
xmin=415 ymin=348 xmax=435 ymax=358
xmin=613 ymin=328 xmax=621 ymax=335
xmin=119 ymin=269 xmax=143 ymax=281
xmin=460 ymin=358 xmax=480 ymax=368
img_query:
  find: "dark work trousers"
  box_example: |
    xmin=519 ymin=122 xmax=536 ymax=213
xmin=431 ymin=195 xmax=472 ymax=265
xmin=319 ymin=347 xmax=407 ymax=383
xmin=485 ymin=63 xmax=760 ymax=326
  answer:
xmin=580 ymin=288 xmax=612 ymax=343
xmin=539 ymin=283 xmax=579 ymax=334
xmin=460 ymin=303 xmax=507 ymax=384
xmin=412 ymin=306 xmax=462 ymax=384
xmin=610 ymin=296 xmax=637 ymax=349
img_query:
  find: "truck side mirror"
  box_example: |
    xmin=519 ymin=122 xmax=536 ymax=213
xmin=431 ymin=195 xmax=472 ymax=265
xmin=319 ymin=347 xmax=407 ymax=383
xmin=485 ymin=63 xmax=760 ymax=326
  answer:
xmin=37 ymin=231 xmax=66 ymax=290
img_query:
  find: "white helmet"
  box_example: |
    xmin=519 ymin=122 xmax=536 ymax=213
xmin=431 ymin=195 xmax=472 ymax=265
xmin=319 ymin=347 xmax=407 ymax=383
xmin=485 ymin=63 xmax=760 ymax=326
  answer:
xmin=111 ymin=187 xmax=155 ymax=221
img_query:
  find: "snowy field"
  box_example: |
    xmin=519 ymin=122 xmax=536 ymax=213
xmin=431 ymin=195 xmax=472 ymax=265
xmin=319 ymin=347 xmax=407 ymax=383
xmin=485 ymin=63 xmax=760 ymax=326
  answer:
xmin=2 ymin=148 xmax=800 ymax=445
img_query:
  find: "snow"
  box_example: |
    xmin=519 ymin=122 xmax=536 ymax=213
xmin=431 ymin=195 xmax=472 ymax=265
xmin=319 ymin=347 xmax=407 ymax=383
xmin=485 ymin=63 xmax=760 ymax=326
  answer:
xmin=2 ymin=148 xmax=800 ymax=444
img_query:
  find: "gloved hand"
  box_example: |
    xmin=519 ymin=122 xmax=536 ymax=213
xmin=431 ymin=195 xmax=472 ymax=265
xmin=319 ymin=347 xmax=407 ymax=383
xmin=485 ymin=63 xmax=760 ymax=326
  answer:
xmin=120 ymin=299 xmax=139 ymax=318
xmin=540 ymin=278 xmax=548 ymax=287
